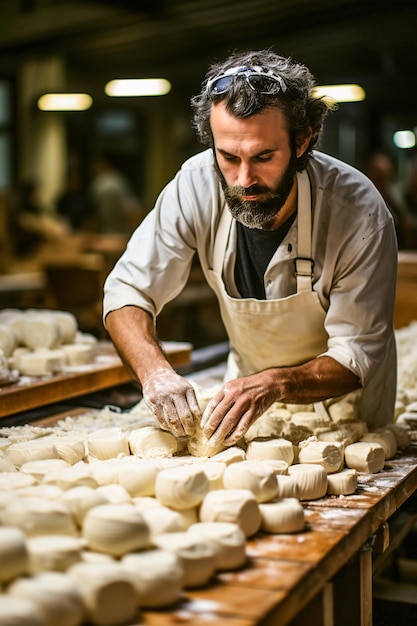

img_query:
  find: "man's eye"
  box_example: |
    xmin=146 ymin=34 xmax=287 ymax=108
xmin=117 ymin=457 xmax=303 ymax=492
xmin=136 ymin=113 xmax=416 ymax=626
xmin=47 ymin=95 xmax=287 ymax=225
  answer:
xmin=256 ymin=155 xmax=272 ymax=162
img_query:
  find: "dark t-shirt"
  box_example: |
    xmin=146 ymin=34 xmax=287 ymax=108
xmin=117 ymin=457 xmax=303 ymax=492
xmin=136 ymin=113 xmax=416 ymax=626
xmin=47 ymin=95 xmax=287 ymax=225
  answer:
xmin=234 ymin=213 xmax=296 ymax=298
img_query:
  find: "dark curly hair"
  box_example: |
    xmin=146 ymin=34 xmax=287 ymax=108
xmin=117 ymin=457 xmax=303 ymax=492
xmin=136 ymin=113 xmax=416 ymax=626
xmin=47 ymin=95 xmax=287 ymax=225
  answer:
xmin=191 ymin=50 xmax=336 ymax=171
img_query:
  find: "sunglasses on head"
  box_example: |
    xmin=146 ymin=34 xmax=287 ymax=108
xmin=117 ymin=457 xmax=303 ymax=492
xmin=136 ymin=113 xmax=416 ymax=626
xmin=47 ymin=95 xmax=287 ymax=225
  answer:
xmin=206 ymin=65 xmax=287 ymax=96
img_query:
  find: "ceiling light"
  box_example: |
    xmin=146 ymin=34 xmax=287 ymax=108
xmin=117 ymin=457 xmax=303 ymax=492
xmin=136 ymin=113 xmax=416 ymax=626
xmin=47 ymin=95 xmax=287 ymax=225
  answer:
xmin=37 ymin=93 xmax=93 ymax=111
xmin=105 ymin=78 xmax=171 ymax=97
xmin=313 ymin=84 xmax=366 ymax=103
xmin=393 ymin=130 xmax=416 ymax=149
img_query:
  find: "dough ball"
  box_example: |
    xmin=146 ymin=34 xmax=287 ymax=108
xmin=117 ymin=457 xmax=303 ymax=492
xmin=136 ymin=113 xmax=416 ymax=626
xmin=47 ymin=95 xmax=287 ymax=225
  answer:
xmin=2 ymin=497 xmax=78 ymax=537
xmin=361 ymin=430 xmax=397 ymax=460
xmin=18 ymin=350 xmax=65 ymax=376
xmin=117 ymin=458 xmax=160 ymax=497
xmin=6 ymin=438 xmax=59 ymax=467
xmin=61 ymin=344 xmax=95 ymax=366
xmin=209 ymin=446 xmax=247 ymax=465
xmin=43 ymin=461 xmax=97 ymax=490
xmin=22 ymin=313 xmax=62 ymax=350
xmin=187 ymin=423 xmax=226 ymax=458
xmin=50 ymin=311 xmax=78 ymax=344
xmin=191 ymin=461 xmax=226 ymax=490
xmin=95 ymin=484 xmax=132 ymax=504
xmin=344 ymin=441 xmax=385 ymax=473
xmin=327 ymin=469 xmax=358 ymax=495
xmin=129 ymin=426 xmax=177 ymax=459
xmin=275 ymin=474 xmax=301 ymax=499
xmin=59 ymin=486 xmax=110 ymax=527
xmin=68 ymin=561 xmax=138 ymax=626
xmin=87 ymin=428 xmax=130 ymax=460
xmin=298 ymin=437 xmax=344 ymax=474
xmin=259 ymin=498 xmax=305 ymax=533
xmin=155 ymin=465 xmax=209 ymax=510
xmin=385 ymin=423 xmax=410 ymax=450
xmin=246 ymin=438 xmax=294 ymax=464
xmin=287 ymin=463 xmax=328 ymax=500
xmin=0 ymin=596 xmax=43 ymax=626
xmin=199 ymin=489 xmax=261 ymax=538
xmin=0 ymin=526 xmax=29 ymax=582
xmin=327 ymin=400 xmax=358 ymax=423
xmin=0 ymin=449 xmax=16 ymax=473
xmin=0 ymin=323 xmax=18 ymax=357
xmin=188 ymin=521 xmax=247 ymax=570
xmin=245 ymin=408 xmax=291 ymax=441
xmin=222 ymin=460 xmax=278 ymax=503
xmin=82 ymin=503 xmax=150 ymax=556
xmin=20 ymin=458 xmax=71 ymax=481
xmin=0 ymin=472 xmax=36 ymax=490
xmin=121 ymin=549 xmax=184 ymax=608
xmin=48 ymin=435 xmax=86 ymax=465
xmin=152 ymin=531 xmax=216 ymax=588
xmin=139 ymin=505 xmax=188 ymax=537
xmin=27 ymin=535 xmax=83 ymax=574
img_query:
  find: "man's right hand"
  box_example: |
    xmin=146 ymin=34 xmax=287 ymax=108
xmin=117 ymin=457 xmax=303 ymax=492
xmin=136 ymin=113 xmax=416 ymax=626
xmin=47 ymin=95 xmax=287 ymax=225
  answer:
xmin=141 ymin=368 xmax=202 ymax=438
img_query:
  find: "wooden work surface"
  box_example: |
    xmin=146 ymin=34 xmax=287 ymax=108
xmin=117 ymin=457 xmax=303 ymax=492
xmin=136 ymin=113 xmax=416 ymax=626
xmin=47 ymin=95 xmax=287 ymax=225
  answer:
xmin=0 ymin=341 xmax=191 ymax=419
xmin=136 ymin=444 xmax=417 ymax=626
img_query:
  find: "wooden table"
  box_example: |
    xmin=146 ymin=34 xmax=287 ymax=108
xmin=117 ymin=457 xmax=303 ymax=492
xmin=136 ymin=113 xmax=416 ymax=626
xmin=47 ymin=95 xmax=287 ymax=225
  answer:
xmin=0 ymin=341 xmax=191 ymax=419
xmin=136 ymin=445 xmax=417 ymax=626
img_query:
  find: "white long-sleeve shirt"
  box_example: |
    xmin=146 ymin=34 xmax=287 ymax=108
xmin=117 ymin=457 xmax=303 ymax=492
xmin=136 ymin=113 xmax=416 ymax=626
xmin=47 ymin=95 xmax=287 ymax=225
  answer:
xmin=104 ymin=149 xmax=397 ymax=392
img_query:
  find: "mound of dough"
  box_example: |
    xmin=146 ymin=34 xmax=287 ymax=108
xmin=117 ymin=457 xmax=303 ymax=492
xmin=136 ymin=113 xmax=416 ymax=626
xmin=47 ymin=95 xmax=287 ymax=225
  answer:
xmin=246 ymin=438 xmax=294 ymax=464
xmin=327 ymin=468 xmax=358 ymax=495
xmin=298 ymin=437 xmax=344 ymax=474
xmin=68 ymin=561 xmax=138 ymax=626
xmin=361 ymin=430 xmax=397 ymax=460
xmin=0 ymin=526 xmax=29 ymax=582
xmin=22 ymin=314 xmax=62 ymax=350
xmin=129 ymin=426 xmax=177 ymax=459
xmin=287 ymin=463 xmax=328 ymax=500
xmin=121 ymin=549 xmax=184 ymax=608
xmin=188 ymin=521 xmax=247 ymax=570
xmin=117 ymin=458 xmax=160 ymax=497
xmin=192 ymin=461 xmax=226 ymax=490
xmin=155 ymin=465 xmax=209 ymax=510
xmin=82 ymin=503 xmax=150 ymax=556
xmin=60 ymin=485 xmax=109 ymax=527
xmin=6 ymin=438 xmax=59 ymax=467
xmin=8 ymin=571 xmax=85 ymax=626
xmin=344 ymin=441 xmax=385 ymax=473
xmin=0 ymin=596 xmax=43 ymax=626
xmin=152 ymin=531 xmax=216 ymax=588
xmin=259 ymin=498 xmax=305 ymax=533
xmin=222 ymin=460 xmax=278 ymax=503
xmin=199 ymin=489 xmax=261 ymax=538
xmin=87 ymin=428 xmax=130 ymax=460
xmin=140 ymin=506 xmax=187 ymax=537
xmin=2 ymin=497 xmax=77 ymax=537
xmin=27 ymin=535 xmax=84 ymax=573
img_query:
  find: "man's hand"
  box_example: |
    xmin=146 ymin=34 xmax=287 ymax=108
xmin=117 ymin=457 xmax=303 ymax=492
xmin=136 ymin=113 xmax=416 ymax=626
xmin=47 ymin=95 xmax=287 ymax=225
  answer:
xmin=200 ymin=371 xmax=276 ymax=446
xmin=141 ymin=368 xmax=202 ymax=437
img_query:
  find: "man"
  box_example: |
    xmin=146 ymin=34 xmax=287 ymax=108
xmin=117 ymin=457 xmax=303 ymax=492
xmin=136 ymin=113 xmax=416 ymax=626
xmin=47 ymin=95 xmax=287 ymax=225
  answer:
xmin=104 ymin=50 xmax=397 ymax=448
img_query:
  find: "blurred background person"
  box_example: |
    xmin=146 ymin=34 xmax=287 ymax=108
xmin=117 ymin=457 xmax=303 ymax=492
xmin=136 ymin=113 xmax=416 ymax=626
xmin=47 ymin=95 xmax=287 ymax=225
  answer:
xmin=55 ymin=168 xmax=91 ymax=232
xmin=86 ymin=153 xmax=144 ymax=235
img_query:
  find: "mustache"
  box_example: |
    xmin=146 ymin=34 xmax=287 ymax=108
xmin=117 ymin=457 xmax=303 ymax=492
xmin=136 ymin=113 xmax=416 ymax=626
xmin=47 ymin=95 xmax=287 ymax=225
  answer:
xmin=226 ymin=184 xmax=277 ymax=200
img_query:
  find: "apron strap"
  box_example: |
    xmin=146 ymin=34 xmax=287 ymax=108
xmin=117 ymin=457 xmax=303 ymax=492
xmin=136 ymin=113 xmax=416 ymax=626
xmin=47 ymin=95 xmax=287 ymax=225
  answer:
xmin=295 ymin=170 xmax=314 ymax=293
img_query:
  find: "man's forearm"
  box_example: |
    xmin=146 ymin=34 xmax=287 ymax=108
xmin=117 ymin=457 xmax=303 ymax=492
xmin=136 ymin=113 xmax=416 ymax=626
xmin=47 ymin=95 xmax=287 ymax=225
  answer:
xmin=105 ymin=306 xmax=174 ymax=384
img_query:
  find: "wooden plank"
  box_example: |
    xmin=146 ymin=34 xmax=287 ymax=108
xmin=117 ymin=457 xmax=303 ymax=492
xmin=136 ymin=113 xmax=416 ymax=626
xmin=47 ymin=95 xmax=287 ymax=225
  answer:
xmin=0 ymin=341 xmax=191 ymax=419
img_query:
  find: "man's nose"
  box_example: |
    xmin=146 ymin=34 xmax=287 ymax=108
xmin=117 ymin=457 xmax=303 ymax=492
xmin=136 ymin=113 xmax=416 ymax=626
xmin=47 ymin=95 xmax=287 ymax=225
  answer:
xmin=237 ymin=163 xmax=257 ymax=188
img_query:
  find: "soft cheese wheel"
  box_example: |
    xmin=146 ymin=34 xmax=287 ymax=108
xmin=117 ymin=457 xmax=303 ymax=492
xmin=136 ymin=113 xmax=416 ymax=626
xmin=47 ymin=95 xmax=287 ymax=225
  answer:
xmin=192 ymin=461 xmax=226 ymax=490
xmin=246 ymin=437 xmax=294 ymax=465
xmin=9 ymin=571 xmax=85 ymax=626
xmin=0 ymin=449 xmax=16 ymax=472
xmin=199 ymin=489 xmax=261 ymax=538
xmin=298 ymin=437 xmax=344 ymax=473
xmin=259 ymin=498 xmax=305 ymax=533
xmin=222 ymin=460 xmax=278 ymax=503
xmin=275 ymin=474 xmax=301 ymax=499
xmin=344 ymin=441 xmax=385 ymax=473
xmin=82 ymin=503 xmax=150 ymax=556
xmin=6 ymin=439 xmax=59 ymax=467
xmin=327 ymin=469 xmax=358 ymax=495
xmin=87 ymin=428 xmax=130 ymax=460
xmin=117 ymin=458 xmax=160 ymax=497
xmin=0 ymin=596 xmax=43 ymax=626
xmin=60 ymin=486 xmax=109 ymax=527
xmin=27 ymin=535 xmax=84 ymax=573
xmin=61 ymin=344 xmax=95 ymax=366
xmin=188 ymin=521 xmax=247 ymax=570
xmin=0 ymin=526 xmax=29 ymax=582
xmin=121 ymin=549 xmax=184 ymax=608
xmin=50 ymin=311 xmax=78 ymax=345
xmin=0 ymin=323 xmax=18 ymax=356
xmin=209 ymin=446 xmax=247 ymax=465
xmin=2 ymin=497 xmax=77 ymax=537
xmin=49 ymin=436 xmax=86 ymax=465
xmin=18 ymin=350 xmax=65 ymax=376
xmin=22 ymin=313 xmax=62 ymax=350
xmin=287 ymin=463 xmax=328 ymax=500
xmin=129 ymin=426 xmax=177 ymax=458
xmin=68 ymin=561 xmax=138 ymax=626
xmin=20 ymin=459 xmax=71 ymax=481
xmin=140 ymin=506 xmax=187 ymax=537
xmin=152 ymin=531 xmax=216 ymax=588
xmin=155 ymin=465 xmax=209 ymax=510
xmin=361 ymin=430 xmax=397 ymax=460
xmin=43 ymin=461 xmax=97 ymax=490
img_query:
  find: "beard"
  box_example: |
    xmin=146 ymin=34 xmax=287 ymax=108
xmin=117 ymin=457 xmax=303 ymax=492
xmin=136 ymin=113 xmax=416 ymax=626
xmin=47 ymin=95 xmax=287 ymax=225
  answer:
xmin=216 ymin=152 xmax=297 ymax=230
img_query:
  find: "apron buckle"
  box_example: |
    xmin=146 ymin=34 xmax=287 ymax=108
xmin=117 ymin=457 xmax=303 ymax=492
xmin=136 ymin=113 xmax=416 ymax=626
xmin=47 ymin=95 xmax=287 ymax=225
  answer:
xmin=294 ymin=257 xmax=314 ymax=278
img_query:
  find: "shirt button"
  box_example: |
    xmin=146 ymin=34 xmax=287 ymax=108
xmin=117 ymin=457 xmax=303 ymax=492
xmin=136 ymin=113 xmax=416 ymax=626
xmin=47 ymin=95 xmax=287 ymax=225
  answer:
xmin=266 ymin=280 xmax=272 ymax=287
xmin=288 ymin=243 xmax=292 ymax=252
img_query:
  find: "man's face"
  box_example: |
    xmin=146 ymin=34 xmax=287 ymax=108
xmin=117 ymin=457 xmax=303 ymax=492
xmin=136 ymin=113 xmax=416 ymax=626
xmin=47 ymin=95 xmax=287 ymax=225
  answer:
xmin=210 ymin=102 xmax=298 ymax=230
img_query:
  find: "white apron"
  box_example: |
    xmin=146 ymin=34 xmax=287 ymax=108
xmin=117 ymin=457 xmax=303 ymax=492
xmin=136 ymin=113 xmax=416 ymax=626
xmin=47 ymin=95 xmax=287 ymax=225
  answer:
xmin=203 ymin=170 xmax=396 ymax=428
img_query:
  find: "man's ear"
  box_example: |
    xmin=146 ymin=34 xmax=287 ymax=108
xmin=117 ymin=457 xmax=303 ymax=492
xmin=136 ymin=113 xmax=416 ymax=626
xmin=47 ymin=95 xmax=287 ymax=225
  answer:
xmin=296 ymin=127 xmax=313 ymax=158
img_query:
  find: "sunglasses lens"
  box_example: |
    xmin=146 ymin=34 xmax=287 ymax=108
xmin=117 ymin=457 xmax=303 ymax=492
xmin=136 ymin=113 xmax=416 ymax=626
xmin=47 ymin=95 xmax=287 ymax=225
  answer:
xmin=211 ymin=76 xmax=234 ymax=94
xmin=248 ymin=75 xmax=281 ymax=94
